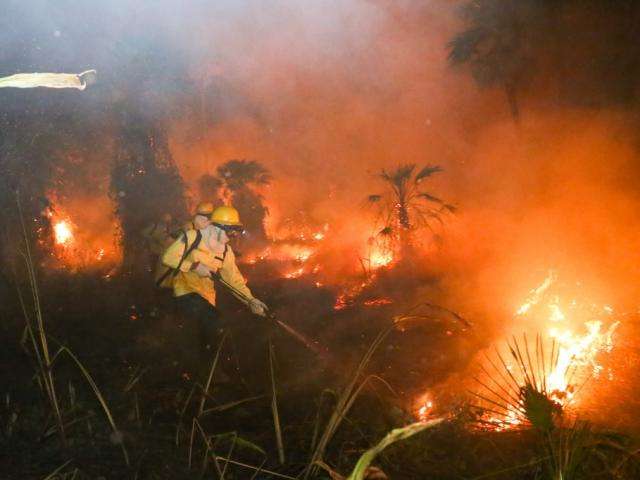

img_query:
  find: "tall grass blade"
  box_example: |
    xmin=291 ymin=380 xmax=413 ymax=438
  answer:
xmin=55 ymin=346 xmax=130 ymax=466
xmin=347 ymin=419 xmax=444 ymax=480
xmin=16 ymin=193 xmax=66 ymax=446
xmin=197 ymin=332 xmax=228 ymax=418
xmin=42 ymin=459 xmax=73 ymax=479
xmin=304 ymin=327 xmax=391 ymax=478
xmin=269 ymin=338 xmax=285 ymax=465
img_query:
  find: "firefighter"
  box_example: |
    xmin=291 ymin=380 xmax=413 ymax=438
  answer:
xmin=147 ymin=202 xmax=215 ymax=288
xmin=182 ymin=201 xmax=214 ymax=232
xmin=161 ymin=205 xmax=268 ymax=372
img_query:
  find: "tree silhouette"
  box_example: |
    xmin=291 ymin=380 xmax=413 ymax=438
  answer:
xmin=448 ymin=0 xmax=552 ymax=120
xmin=448 ymin=1 xmax=640 ymax=116
xmin=110 ymin=112 xmax=187 ymax=277
xmin=199 ymin=159 xmax=271 ymax=246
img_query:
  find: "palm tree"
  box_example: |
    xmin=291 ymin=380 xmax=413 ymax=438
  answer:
xmin=199 ymin=159 xmax=271 ymax=245
xmin=448 ymin=0 xmax=552 ymax=120
xmin=215 ymin=159 xmax=271 ymax=201
xmin=367 ymin=164 xmax=454 ymax=254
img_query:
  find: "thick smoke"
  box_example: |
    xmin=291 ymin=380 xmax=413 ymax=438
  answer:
xmin=3 ymin=0 xmax=640 ymax=323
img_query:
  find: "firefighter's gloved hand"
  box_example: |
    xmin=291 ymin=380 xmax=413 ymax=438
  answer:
xmin=248 ymin=298 xmax=268 ymax=317
xmin=191 ymin=262 xmax=213 ymax=278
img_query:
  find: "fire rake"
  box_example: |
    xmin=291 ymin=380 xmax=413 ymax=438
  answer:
xmin=212 ymin=274 xmax=325 ymax=356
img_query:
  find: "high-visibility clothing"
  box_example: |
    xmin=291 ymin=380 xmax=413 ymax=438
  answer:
xmin=161 ymin=227 xmax=254 ymax=307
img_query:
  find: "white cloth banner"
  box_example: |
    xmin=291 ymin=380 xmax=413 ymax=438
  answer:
xmin=0 ymin=69 xmax=97 ymax=90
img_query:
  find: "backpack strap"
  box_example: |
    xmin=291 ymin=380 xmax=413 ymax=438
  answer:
xmin=155 ymin=229 xmax=202 ymax=287
xmin=214 ymin=243 xmax=229 ymax=262
xmin=174 ymin=229 xmax=202 ymax=276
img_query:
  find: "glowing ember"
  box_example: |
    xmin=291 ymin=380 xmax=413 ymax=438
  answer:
xmin=333 ymin=281 xmax=370 ymax=310
xmin=283 ymin=267 xmax=305 ymax=279
xmin=418 ymin=401 xmax=433 ymax=420
xmin=334 ymin=293 xmax=349 ymax=310
xmin=415 ymin=393 xmax=435 ymax=421
xmin=54 ymin=220 xmax=73 ymax=245
xmin=363 ymin=297 xmax=393 ymax=307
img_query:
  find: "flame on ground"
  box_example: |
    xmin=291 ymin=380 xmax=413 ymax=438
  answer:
xmin=45 ymin=205 xmax=120 ymax=271
xmin=466 ymin=271 xmax=620 ymax=431
xmin=414 ymin=392 xmax=436 ymax=421
xmin=483 ymin=272 xmax=619 ymax=429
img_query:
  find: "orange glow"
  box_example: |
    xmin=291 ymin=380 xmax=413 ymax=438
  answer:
xmin=363 ymin=297 xmax=393 ymax=307
xmin=45 ymin=196 xmax=121 ymax=271
xmin=369 ymin=249 xmax=393 ymax=269
xmin=283 ymin=267 xmax=305 ymax=279
xmin=415 ymin=393 xmax=435 ymax=421
xmin=516 ymin=272 xmax=619 ymax=406
xmin=478 ymin=271 xmax=620 ymax=430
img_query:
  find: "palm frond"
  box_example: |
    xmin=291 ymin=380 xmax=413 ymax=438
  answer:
xmin=379 ymin=170 xmax=392 ymax=182
xmin=415 ymin=165 xmax=443 ymax=183
xmin=417 ymin=192 xmax=443 ymax=204
xmin=198 ymin=174 xmax=223 ymax=198
xmin=216 ymin=159 xmax=272 ymax=186
xmin=392 ymin=164 xmax=416 ymax=185
xmin=442 ymin=204 xmax=457 ymax=213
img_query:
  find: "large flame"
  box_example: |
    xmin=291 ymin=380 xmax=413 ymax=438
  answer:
xmin=54 ymin=220 xmax=73 ymax=245
xmin=45 ymin=199 xmax=121 ymax=271
xmin=517 ymin=272 xmax=619 ymax=406
xmin=475 ymin=271 xmax=620 ymax=429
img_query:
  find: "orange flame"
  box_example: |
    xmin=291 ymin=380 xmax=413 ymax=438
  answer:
xmin=478 ymin=271 xmax=620 ymax=430
xmin=54 ymin=220 xmax=73 ymax=245
xmin=415 ymin=392 xmax=435 ymax=421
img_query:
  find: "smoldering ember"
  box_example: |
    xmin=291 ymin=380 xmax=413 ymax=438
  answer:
xmin=2 ymin=1 xmax=640 ymax=479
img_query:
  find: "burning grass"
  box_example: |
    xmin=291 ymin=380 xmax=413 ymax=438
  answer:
xmin=2 ymin=214 xmax=639 ymax=478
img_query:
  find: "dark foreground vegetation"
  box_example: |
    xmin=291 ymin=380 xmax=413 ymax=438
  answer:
xmin=2 ymin=238 xmax=640 ymax=480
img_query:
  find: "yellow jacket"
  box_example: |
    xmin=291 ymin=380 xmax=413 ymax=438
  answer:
xmin=161 ymin=228 xmax=254 ymax=307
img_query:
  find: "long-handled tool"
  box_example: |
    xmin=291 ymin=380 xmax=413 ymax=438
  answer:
xmin=212 ymin=274 xmax=325 ymax=356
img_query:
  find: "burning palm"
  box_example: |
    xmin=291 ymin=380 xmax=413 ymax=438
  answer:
xmin=474 ymin=272 xmax=620 ymax=431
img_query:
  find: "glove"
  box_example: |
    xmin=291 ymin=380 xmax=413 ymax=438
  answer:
xmin=248 ymin=298 xmax=269 ymax=317
xmin=191 ymin=262 xmax=213 ymax=278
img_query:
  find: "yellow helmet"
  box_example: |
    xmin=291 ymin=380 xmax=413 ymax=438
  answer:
xmin=195 ymin=202 xmax=215 ymax=216
xmin=211 ymin=205 xmax=242 ymax=227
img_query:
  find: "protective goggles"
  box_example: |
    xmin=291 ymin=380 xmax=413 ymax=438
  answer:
xmin=213 ymin=223 xmax=245 ymax=235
